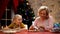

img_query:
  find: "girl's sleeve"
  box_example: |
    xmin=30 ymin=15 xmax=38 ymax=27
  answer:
xmin=8 ymin=23 xmax=15 ymax=28
xmin=20 ymin=23 xmax=25 ymax=28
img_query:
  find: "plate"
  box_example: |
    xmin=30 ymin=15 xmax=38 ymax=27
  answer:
xmin=2 ymin=29 xmax=20 ymax=33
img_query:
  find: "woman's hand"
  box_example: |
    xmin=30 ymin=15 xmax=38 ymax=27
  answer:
xmin=38 ymin=26 xmax=45 ymax=31
xmin=44 ymin=28 xmax=52 ymax=32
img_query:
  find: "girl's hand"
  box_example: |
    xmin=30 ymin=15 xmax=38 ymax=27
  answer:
xmin=3 ymin=26 xmax=10 ymax=30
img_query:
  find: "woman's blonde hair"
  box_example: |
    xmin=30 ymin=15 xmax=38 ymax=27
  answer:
xmin=37 ymin=6 xmax=51 ymax=19
xmin=38 ymin=6 xmax=50 ymax=16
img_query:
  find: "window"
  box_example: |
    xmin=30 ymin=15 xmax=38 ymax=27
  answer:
xmin=0 ymin=0 xmax=14 ymax=27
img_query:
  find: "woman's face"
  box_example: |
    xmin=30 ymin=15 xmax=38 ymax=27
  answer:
xmin=39 ymin=10 xmax=47 ymax=18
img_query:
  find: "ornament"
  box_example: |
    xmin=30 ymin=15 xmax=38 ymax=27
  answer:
xmin=26 ymin=3 xmax=29 ymax=5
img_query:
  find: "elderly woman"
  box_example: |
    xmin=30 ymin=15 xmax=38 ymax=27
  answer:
xmin=4 ymin=14 xmax=25 ymax=29
xmin=29 ymin=6 xmax=55 ymax=32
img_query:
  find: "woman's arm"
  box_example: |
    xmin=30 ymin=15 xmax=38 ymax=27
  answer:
xmin=45 ymin=16 xmax=55 ymax=32
xmin=29 ymin=25 xmax=35 ymax=30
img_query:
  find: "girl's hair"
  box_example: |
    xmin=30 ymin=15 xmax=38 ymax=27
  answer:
xmin=12 ymin=14 xmax=22 ymax=21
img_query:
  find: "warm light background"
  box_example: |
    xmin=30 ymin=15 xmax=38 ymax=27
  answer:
xmin=28 ymin=0 xmax=60 ymax=22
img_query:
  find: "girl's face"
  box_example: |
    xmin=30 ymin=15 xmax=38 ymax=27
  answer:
xmin=14 ymin=17 xmax=22 ymax=24
xmin=39 ymin=10 xmax=48 ymax=18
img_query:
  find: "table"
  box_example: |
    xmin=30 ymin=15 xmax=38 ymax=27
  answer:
xmin=0 ymin=31 xmax=4 ymax=34
xmin=15 ymin=30 xmax=60 ymax=34
xmin=28 ymin=32 xmax=60 ymax=34
xmin=0 ymin=30 xmax=60 ymax=34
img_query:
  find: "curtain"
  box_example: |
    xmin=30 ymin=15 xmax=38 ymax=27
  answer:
xmin=0 ymin=0 xmax=10 ymax=19
xmin=0 ymin=0 xmax=24 ymax=19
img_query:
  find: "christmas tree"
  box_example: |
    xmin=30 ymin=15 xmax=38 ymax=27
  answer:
xmin=17 ymin=0 xmax=35 ymax=29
